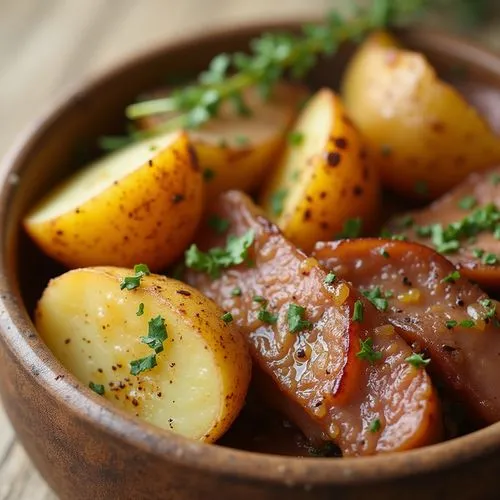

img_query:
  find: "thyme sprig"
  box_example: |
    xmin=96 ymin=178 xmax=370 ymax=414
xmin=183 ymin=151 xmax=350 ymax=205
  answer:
xmin=100 ymin=0 xmax=487 ymax=151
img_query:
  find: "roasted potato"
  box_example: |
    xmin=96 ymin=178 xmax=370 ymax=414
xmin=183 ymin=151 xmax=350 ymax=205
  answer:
xmin=259 ymin=88 xmax=380 ymax=252
xmin=187 ymin=192 xmax=441 ymax=456
xmin=24 ymin=131 xmax=203 ymax=271
xmin=35 ymin=266 xmax=251 ymax=442
xmin=341 ymin=31 xmax=500 ymax=199
xmin=136 ymin=83 xmax=309 ymax=198
xmin=313 ymin=238 xmax=500 ymax=424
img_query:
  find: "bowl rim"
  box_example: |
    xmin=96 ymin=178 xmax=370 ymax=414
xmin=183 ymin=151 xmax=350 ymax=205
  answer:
xmin=1 ymin=19 xmax=500 ymax=488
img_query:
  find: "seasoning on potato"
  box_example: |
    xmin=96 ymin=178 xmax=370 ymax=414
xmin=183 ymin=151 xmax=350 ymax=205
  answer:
xmin=341 ymin=31 xmax=500 ymax=199
xmin=24 ymin=131 xmax=203 ymax=271
xmin=35 ymin=266 xmax=251 ymax=442
xmin=259 ymin=88 xmax=380 ymax=252
xmin=135 ymin=83 xmax=309 ymax=199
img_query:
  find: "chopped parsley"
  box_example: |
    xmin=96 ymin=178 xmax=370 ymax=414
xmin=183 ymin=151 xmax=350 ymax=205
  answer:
xmin=140 ymin=315 xmax=168 ymax=353
xmin=287 ymin=304 xmax=313 ymax=333
xmin=441 ymin=270 xmax=461 ymax=283
xmin=380 ymin=248 xmax=390 ymax=258
xmin=337 ymin=218 xmax=362 ymax=239
xmin=369 ymin=418 xmax=381 ymax=433
xmin=458 ymin=196 xmax=477 ymax=210
xmin=482 ymin=253 xmax=498 ymax=265
xmin=479 ymin=298 xmax=497 ymax=319
xmin=185 ymin=229 xmax=255 ymax=278
xmin=356 ymin=337 xmax=382 ymax=363
xmin=221 ymin=312 xmax=233 ymax=323
xmin=473 ymin=248 xmax=485 ymax=258
xmin=130 ymin=354 xmax=157 ymax=376
xmin=231 ymin=287 xmax=242 ymax=297
xmin=405 ymin=353 xmax=430 ymax=368
xmin=459 ymin=319 xmax=475 ymax=328
xmin=324 ymin=272 xmax=337 ymax=285
xmin=208 ymin=214 xmax=230 ymax=234
xmin=203 ymin=168 xmax=215 ymax=181
xmin=398 ymin=215 xmax=414 ymax=229
xmin=253 ymin=295 xmax=267 ymax=304
xmin=120 ymin=263 xmax=151 ymax=290
xmin=352 ymin=300 xmax=364 ymax=322
xmin=361 ymin=287 xmax=389 ymax=312
xmin=258 ymin=309 xmax=278 ymax=324
xmin=89 ymin=382 xmax=105 ymax=395
xmin=445 ymin=320 xmax=458 ymax=329
xmin=136 ymin=302 xmax=145 ymax=316
xmin=270 ymin=189 xmax=288 ymax=216
xmin=288 ymin=131 xmax=304 ymax=145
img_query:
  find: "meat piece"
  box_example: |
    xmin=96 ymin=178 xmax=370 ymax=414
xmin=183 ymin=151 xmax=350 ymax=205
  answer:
xmin=186 ymin=191 xmax=441 ymax=456
xmin=313 ymin=238 xmax=500 ymax=424
xmin=388 ymin=165 xmax=500 ymax=290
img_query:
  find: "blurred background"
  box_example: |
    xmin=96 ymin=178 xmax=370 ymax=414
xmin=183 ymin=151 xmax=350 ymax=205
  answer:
xmin=1 ymin=0 xmax=500 ymax=498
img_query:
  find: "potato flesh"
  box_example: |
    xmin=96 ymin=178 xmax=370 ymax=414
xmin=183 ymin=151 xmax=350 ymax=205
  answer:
xmin=137 ymin=83 xmax=309 ymax=198
xmin=24 ymin=131 xmax=203 ymax=271
xmin=260 ymin=88 xmax=380 ymax=252
xmin=35 ymin=267 xmax=251 ymax=442
xmin=341 ymin=32 xmax=500 ymax=199
xmin=27 ymin=133 xmax=178 ymax=222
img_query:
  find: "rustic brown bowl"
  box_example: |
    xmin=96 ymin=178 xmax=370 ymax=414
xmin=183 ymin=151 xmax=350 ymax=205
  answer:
xmin=1 ymin=21 xmax=500 ymax=500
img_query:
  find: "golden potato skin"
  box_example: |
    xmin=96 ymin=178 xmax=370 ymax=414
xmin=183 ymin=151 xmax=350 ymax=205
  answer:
xmin=35 ymin=267 xmax=251 ymax=442
xmin=137 ymin=83 xmax=309 ymax=198
xmin=24 ymin=132 xmax=203 ymax=271
xmin=259 ymin=88 xmax=380 ymax=252
xmin=342 ymin=32 xmax=500 ymax=199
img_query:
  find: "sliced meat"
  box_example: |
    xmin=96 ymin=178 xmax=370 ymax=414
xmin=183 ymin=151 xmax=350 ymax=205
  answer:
xmin=388 ymin=165 xmax=500 ymax=290
xmin=313 ymin=238 xmax=500 ymax=424
xmin=186 ymin=191 xmax=441 ymax=456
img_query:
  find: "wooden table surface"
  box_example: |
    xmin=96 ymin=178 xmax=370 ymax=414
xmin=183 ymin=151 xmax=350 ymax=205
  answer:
xmin=1 ymin=1 xmax=500 ymax=498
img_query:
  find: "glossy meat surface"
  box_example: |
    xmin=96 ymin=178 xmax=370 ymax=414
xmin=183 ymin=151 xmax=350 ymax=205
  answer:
xmin=390 ymin=165 xmax=500 ymax=290
xmin=187 ymin=191 xmax=441 ymax=456
xmin=313 ymin=238 xmax=500 ymax=424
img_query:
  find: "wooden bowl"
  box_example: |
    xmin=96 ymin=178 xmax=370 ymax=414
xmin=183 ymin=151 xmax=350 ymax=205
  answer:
xmin=1 ymin=22 xmax=500 ymax=500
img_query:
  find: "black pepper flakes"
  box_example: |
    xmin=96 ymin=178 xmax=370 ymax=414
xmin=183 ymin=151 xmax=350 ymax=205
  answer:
xmin=325 ymin=151 xmax=341 ymax=167
xmin=334 ymin=137 xmax=348 ymax=149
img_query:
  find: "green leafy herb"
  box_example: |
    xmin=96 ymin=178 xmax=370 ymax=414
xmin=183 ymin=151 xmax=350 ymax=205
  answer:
xmin=185 ymin=229 xmax=255 ymax=278
xmin=445 ymin=320 xmax=458 ymax=329
xmin=405 ymin=353 xmax=431 ymax=368
xmin=130 ymin=353 xmax=157 ymax=376
xmin=369 ymin=418 xmax=381 ymax=433
xmin=482 ymin=253 xmax=498 ymax=266
xmin=356 ymin=337 xmax=382 ymax=364
xmin=473 ymin=248 xmax=485 ymax=258
xmin=270 ymin=189 xmax=288 ymax=216
xmin=494 ymin=226 xmax=500 ymax=240
xmin=352 ymin=300 xmax=364 ymax=322
xmin=380 ymin=248 xmax=390 ymax=258
xmin=140 ymin=315 xmax=168 ymax=353
xmin=287 ymin=304 xmax=313 ymax=333
xmin=288 ymin=131 xmax=304 ymax=146
xmin=258 ymin=309 xmax=278 ymax=324
xmin=398 ymin=215 xmax=414 ymax=229
xmin=136 ymin=302 xmax=145 ymax=316
xmin=89 ymin=382 xmax=105 ymax=395
xmin=458 ymin=196 xmax=477 ymax=210
xmin=459 ymin=319 xmax=475 ymax=328
xmin=120 ymin=263 xmax=151 ymax=290
xmin=324 ymin=272 xmax=337 ymax=285
xmin=208 ymin=214 xmax=230 ymax=234
xmin=479 ymin=298 xmax=497 ymax=319
xmin=441 ymin=270 xmax=461 ymax=283
xmin=361 ymin=287 xmax=390 ymax=311
xmin=231 ymin=287 xmax=242 ymax=296
xmin=253 ymin=295 xmax=267 ymax=304
xmin=221 ymin=312 xmax=233 ymax=323
xmin=337 ymin=218 xmax=362 ymax=239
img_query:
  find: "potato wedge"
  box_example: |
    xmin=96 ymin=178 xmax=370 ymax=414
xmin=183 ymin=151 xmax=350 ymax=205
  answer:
xmin=35 ymin=267 xmax=251 ymax=442
xmin=136 ymin=83 xmax=309 ymax=198
xmin=187 ymin=191 xmax=441 ymax=456
xmin=341 ymin=32 xmax=500 ymax=199
xmin=388 ymin=165 xmax=500 ymax=290
xmin=259 ymin=88 xmax=380 ymax=252
xmin=24 ymin=131 xmax=203 ymax=271
xmin=313 ymin=238 xmax=500 ymax=424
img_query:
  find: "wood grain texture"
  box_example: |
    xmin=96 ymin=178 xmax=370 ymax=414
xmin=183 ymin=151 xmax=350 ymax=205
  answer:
xmin=1 ymin=0 xmax=500 ymax=498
